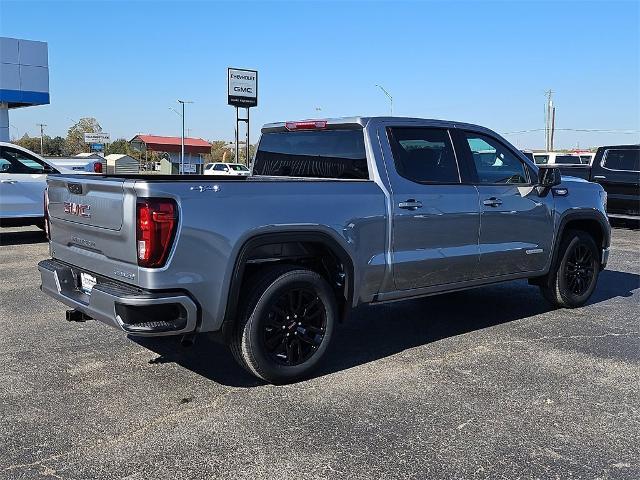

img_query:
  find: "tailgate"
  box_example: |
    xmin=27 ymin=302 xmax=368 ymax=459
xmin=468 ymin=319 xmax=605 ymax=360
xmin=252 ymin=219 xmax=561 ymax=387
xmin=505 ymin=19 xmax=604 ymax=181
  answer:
xmin=48 ymin=176 xmax=125 ymax=230
xmin=46 ymin=175 xmax=140 ymax=284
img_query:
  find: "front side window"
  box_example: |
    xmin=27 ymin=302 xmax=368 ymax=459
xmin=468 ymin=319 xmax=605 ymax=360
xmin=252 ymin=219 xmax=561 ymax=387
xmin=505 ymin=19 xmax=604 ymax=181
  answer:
xmin=602 ymin=149 xmax=640 ymax=172
xmin=0 ymin=147 xmax=53 ymax=174
xmin=387 ymin=127 xmax=460 ymax=184
xmin=229 ymin=164 xmax=249 ymax=171
xmin=463 ymin=133 xmax=528 ymax=184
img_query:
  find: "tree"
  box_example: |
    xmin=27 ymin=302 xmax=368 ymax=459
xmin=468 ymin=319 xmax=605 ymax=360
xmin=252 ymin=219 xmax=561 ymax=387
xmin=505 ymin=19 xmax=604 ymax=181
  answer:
xmin=105 ymin=138 xmax=130 ymax=155
xmin=45 ymin=136 xmax=65 ymax=156
xmin=15 ymin=134 xmax=41 ymax=153
xmin=209 ymin=141 xmax=231 ymax=162
xmin=64 ymin=117 xmax=102 ymax=155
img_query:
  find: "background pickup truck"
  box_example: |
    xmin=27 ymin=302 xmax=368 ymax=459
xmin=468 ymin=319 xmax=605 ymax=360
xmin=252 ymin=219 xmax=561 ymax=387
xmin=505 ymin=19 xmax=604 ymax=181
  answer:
xmin=553 ymin=144 xmax=639 ymax=220
xmin=38 ymin=117 xmax=611 ymax=383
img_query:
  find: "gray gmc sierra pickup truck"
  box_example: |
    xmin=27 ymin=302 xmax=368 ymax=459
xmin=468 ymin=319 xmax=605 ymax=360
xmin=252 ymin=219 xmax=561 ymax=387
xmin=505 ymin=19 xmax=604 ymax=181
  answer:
xmin=38 ymin=117 xmax=610 ymax=383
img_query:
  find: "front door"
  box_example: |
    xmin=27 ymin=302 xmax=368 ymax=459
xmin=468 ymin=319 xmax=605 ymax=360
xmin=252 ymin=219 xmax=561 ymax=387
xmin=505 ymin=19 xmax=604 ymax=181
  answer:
xmin=0 ymin=147 xmax=52 ymax=218
xmin=386 ymin=127 xmax=480 ymax=290
xmin=456 ymin=131 xmax=554 ymax=277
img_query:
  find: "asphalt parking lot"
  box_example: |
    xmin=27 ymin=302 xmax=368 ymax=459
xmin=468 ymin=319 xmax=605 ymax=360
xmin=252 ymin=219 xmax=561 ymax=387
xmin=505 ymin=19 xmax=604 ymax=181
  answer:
xmin=0 ymin=225 xmax=638 ymax=480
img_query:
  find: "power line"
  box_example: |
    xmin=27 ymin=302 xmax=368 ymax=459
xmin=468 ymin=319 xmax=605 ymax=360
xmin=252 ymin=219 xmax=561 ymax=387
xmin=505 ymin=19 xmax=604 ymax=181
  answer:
xmin=503 ymin=128 xmax=640 ymax=135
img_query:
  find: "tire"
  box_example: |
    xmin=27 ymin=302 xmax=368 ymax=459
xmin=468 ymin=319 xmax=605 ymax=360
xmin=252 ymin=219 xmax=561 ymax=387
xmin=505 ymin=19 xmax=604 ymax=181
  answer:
xmin=540 ymin=229 xmax=600 ymax=308
xmin=230 ymin=265 xmax=337 ymax=384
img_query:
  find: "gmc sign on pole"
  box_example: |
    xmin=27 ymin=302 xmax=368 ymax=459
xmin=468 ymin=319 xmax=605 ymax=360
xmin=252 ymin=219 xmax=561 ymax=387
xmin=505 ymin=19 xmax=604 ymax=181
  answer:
xmin=228 ymin=68 xmax=258 ymax=108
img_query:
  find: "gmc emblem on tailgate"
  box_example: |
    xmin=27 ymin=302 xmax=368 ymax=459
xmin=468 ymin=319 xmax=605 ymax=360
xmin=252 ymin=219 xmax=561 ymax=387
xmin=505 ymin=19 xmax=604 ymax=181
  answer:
xmin=63 ymin=202 xmax=91 ymax=218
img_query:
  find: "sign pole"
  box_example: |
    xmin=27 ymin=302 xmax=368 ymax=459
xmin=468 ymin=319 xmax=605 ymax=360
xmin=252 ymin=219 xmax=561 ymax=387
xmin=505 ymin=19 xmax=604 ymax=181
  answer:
xmin=245 ymin=107 xmax=250 ymax=166
xmin=235 ymin=106 xmax=240 ymax=164
xmin=228 ymin=67 xmax=257 ymax=166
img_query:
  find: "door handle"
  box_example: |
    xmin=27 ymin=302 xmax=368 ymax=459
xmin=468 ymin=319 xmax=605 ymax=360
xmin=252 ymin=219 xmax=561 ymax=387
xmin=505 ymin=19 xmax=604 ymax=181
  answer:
xmin=483 ymin=197 xmax=503 ymax=207
xmin=592 ymin=175 xmax=606 ymax=180
xmin=398 ymin=199 xmax=423 ymax=210
xmin=1 ymin=180 xmax=18 ymax=184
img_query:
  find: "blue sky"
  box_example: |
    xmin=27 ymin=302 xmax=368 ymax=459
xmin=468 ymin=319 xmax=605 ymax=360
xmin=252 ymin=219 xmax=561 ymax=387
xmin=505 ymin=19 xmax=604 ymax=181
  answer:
xmin=2 ymin=0 xmax=638 ymax=149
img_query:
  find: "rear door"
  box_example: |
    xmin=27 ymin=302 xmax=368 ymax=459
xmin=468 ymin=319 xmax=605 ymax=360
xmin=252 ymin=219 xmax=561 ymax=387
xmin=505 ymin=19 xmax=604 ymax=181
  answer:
xmin=455 ymin=130 xmax=554 ymax=277
xmin=0 ymin=146 xmax=53 ymax=218
xmin=591 ymin=148 xmax=640 ymax=216
xmin=385 ymin=127 xmax=480 ymax=290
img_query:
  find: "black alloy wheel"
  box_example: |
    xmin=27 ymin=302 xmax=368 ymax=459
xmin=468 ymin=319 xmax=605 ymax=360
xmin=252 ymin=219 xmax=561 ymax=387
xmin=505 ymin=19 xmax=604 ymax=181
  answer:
xmin=230 ymin=265 xmax=337 ymax=384
xmin=563 ymin=243 xmax=596 ymax=296
xmin=539 ymin=229 xmax=600 ymax=308
xmin=262 ymin=287 xmax=327 ymax=366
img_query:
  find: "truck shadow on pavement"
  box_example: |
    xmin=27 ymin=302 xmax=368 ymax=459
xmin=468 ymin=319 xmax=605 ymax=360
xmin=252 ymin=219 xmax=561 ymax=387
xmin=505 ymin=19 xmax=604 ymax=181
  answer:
xmin=134 ymin=269 xmax=638 ymax=387
xmin=0 ymin=228 xmax=47 ymax=246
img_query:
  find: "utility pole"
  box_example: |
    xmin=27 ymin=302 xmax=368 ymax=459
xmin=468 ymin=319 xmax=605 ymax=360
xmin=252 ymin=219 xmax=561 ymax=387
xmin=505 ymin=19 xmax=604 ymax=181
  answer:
xmin=37 ymin=123 xmax=47 ymax=155
xmin=544 ymin=90 xmax=554 ymax=151
xmin=375 ymin=84 xmax=393 ymax=116
xmin=176 ymin=100 xmax=193 ymax=174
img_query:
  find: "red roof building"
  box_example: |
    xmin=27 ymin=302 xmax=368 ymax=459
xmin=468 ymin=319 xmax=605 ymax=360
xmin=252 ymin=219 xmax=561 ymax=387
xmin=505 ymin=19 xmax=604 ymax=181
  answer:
xmin=130 ymin=135 xmax=211 ymax=154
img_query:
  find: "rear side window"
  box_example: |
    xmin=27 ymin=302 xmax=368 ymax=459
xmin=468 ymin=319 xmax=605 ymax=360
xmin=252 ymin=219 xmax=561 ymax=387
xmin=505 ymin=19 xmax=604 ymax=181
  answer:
xmin=534 ymin=155 xmax=549 ymax=164
xmin=602 ymin=149 xmax=640 ymax=172
xmin=253 ymin=129 xmax=368 ymax=179
xmin=387 ymin=127 xmax=460 ymax=184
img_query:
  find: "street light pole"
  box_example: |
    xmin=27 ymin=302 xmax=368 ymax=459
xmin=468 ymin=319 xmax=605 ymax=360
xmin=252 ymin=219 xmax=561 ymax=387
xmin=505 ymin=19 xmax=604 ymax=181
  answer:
xmin=176 ymin=100 xmax=193 ymax=174
xmin=375 ymin=85 xmax=393 ymax=116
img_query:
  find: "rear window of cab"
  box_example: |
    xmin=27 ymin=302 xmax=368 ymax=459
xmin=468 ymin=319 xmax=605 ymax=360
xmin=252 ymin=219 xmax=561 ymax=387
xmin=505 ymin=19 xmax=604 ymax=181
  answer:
xmin=253 ymin=129 xmax=369 ymax=179
xmin=602 ymin=149 xmax=640 ymax=172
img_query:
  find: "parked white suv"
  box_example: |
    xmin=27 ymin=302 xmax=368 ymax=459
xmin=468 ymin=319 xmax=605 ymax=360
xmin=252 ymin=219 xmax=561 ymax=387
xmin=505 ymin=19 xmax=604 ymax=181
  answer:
xmin=0 ymin=142 xmax=75 ymax=228
xmin=533 ymin=152 xmax=585 ymax=165
xmin=204 ymin=162 xmax=251 ymax=176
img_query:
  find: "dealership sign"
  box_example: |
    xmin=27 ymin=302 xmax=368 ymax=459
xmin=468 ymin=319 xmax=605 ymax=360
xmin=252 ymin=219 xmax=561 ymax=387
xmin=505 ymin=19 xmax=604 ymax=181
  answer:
xmin=228 ymin=68 xmax=258 ymax=108
xmin=84 ymin=132 xmax=110 ymax=144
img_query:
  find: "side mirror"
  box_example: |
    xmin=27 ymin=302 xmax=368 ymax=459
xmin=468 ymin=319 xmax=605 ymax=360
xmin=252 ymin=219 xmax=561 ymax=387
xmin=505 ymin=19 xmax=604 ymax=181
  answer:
xmin=538 ymin=166 xmax=561 ymax=188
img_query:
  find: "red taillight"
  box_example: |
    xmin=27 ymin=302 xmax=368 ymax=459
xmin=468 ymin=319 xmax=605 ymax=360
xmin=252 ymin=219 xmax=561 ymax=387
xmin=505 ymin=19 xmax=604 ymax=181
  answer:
xmin=43 ymin=188 xmax=50 ymax=240
xmin=136 ymin=199 xmax=178 ymax=268
xmin=93 ymin=161 xmax=103 ymax=173
xmin=285 ymin=120 xmax=327 ymax=131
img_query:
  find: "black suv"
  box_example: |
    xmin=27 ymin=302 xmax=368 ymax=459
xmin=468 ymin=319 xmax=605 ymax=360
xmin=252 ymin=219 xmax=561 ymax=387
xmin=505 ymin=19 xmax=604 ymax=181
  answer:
xmin=590 ymin=145 xmax=639 ymax=220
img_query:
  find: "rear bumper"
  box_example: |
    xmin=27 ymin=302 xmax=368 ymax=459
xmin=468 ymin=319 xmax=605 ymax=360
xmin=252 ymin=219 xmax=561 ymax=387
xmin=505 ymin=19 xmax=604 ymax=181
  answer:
xmin=38 ymin=259 xmax=198 ymax=336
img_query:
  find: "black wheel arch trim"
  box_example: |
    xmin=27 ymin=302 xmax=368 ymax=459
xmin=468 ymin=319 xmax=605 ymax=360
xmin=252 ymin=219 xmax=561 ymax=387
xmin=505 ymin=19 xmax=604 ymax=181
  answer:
xmin=550 ymin=210 xmax=610 ymax=273
xmin=220 ymin=231 xmax=356 ymax=340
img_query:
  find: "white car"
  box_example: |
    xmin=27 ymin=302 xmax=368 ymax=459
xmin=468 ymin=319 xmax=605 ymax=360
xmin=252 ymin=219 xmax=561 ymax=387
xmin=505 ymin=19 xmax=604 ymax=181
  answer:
xmin=0 ymin=142 xmax=76 ymax=228
xmin=203 ymin=162 xmax=251 ymax=176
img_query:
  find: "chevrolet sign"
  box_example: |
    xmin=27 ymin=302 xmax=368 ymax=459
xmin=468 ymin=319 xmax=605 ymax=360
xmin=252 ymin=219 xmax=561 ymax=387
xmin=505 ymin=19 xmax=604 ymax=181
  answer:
xmin=228 ymin=68 xmax=258 ymax=108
